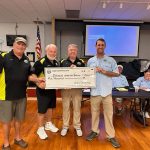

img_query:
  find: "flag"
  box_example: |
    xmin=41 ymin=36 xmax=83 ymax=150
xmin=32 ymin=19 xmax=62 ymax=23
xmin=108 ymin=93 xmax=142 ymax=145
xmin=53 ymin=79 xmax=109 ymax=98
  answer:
xmin=35 ymin=25 xmax=42 ymax=60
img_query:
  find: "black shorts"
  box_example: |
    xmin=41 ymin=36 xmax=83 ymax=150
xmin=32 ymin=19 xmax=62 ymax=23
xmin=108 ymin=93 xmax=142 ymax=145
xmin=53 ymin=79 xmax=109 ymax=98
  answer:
xmin=36 ymin=88 xmax=56 ymax=114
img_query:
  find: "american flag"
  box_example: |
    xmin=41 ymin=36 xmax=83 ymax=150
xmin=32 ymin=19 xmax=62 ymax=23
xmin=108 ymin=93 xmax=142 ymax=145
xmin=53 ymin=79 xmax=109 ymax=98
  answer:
xmin=35 ymin=25 xmax=42 ymax=60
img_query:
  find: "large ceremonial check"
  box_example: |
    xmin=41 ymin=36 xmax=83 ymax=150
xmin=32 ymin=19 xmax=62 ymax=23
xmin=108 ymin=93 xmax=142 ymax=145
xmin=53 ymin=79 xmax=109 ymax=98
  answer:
xmin=44 ymin=67 xmax=96 ymax=89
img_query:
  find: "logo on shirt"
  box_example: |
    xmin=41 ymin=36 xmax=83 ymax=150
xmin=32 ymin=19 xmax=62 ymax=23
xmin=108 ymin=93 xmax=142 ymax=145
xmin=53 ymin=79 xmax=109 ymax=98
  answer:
xmin=24 ymin=60 xmax=28 ymax=63
xmin=55 ymin=62 xmax=58 ymax=66
xmin=77 ymin=62 xmax=81 ymax=66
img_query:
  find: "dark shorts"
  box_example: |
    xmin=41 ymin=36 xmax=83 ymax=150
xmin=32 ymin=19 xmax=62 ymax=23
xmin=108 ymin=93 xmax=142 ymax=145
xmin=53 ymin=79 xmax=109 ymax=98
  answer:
xmin=36 ymin=88 xmax=56 ymax=114
xmin=0 ymin=98 xmax=27 ymax=123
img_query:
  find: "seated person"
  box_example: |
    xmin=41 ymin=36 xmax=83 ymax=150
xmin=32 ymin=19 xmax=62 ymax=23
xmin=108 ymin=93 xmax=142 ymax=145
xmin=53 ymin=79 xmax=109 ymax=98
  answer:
xmin=112 ymin=65 xmax=129 ymax=115
xmin=133 ymin=68 xmax=150 ymax=118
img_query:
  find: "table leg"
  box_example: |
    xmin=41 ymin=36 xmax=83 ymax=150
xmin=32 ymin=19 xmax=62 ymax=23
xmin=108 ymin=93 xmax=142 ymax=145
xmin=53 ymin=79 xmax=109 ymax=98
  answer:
xmin=140 ymin=99 xmax=146 ymax=127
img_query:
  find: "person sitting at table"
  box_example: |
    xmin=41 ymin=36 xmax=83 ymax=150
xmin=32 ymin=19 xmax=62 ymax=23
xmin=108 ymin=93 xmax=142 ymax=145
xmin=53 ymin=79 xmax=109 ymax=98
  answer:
xmin=133 ymin=68 xmax=150 ymax=118
xmin=112 ymin=65 xmax=129 ymax=115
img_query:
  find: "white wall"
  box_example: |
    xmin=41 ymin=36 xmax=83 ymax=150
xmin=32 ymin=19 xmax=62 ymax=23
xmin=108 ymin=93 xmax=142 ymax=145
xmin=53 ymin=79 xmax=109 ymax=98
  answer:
xmin=44 ymin=24 xmax=52 ymax=47
xmin=0 ymin=23 xmax=52 ymax=61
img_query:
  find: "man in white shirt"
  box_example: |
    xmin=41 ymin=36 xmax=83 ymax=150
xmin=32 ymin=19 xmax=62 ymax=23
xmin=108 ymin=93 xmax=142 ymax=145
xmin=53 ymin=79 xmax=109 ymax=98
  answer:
xmin=112 ymin=65 xmax=129 ymax=115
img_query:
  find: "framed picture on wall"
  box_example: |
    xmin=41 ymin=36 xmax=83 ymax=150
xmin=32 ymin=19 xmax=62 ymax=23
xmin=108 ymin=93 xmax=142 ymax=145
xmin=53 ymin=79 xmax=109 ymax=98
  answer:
xmin=26 ymin=52 xmax=35 ymax=62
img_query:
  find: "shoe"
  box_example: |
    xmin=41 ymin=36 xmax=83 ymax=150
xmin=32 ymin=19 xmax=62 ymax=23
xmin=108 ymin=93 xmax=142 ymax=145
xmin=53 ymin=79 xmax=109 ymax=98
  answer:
xmin=45 ymin=122 xmax=59 ymax=133
xmin=75 ymin=128 xmax=82 ymax=137
xmin=61 ymin=127 xmax=68 ymax=136
xmin=86 ymin=131 xmax=98 ymax=141
xmin=2 ymin=145 xmax=11 ymax=150
xmin=107 ymin=137 xmax=120 ymax=148
xmin=116 ymin=108 xmax=124 ymax=116
xmin=145 ymin=112 xmax=150 ymax=119
xmin=37 ymin=126 xmax=48 ymax=140
xmin=14 ymin=139 xmax=28 ymax=148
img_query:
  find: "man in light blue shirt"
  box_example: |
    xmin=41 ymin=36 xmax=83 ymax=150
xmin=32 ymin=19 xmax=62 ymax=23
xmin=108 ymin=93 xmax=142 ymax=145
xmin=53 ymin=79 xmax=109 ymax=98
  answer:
xmin=133 ymin=73 xmax=150 ymax=89
xmin=86 ymin=38 xmax=120 ymax=148
xmin=133 ymin=69 xmax=150 ymax=118
xmin=112 ymin=65 xmax=129 ymax=115
xmin=112 ymin=65 xmax=129 ymax=88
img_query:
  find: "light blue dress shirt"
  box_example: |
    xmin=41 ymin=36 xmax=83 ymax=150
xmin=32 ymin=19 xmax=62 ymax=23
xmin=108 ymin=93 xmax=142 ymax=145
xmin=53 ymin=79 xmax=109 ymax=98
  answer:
xmin=133 ymin=77 xmax=150 ymax=88
xmin=87 ymin=55 xmax=118 ymax=97
xmin=112 ymin=75 xmax=129 ymax=88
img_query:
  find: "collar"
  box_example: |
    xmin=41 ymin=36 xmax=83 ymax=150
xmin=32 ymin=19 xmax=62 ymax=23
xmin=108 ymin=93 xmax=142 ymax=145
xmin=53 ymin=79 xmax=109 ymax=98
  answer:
xmin=67 ymin=57 xmax=79 ymax=63
xmin=94 ymin=55 xmax=107 ymax=60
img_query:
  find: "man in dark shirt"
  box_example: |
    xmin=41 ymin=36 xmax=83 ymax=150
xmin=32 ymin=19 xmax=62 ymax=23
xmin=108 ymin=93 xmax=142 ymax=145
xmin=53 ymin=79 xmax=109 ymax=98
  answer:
xmin=32 ymin=44 xmax=59 ymax=140
xmin=60 ymin=44 xmax=85 ymax=137
xmin=0 ymin=37 xmax=41 ymax=150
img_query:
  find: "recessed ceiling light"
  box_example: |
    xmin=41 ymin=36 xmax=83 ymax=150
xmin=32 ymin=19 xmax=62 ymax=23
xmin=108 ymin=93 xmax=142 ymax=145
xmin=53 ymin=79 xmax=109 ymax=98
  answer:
xmin=102 ymin=2 xmax=106 ymax=8
xmin=119 ymin=3 xmax=123 ymax=9
xmin=147 ymin=4 xmax=150 ymax=10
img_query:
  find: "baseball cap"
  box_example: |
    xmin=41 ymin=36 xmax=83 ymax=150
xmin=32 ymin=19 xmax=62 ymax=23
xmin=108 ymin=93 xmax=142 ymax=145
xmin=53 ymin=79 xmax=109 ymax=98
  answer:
xmin=117 ymin=65 xmax=123 ymax=69
xmin=15 ymin=37 xmax=27 ymax=45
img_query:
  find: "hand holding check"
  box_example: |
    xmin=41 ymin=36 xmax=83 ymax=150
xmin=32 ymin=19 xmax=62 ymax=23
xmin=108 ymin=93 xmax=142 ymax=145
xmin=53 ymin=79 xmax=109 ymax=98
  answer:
xmin=36 ymin=77 xmax=46 ymax=89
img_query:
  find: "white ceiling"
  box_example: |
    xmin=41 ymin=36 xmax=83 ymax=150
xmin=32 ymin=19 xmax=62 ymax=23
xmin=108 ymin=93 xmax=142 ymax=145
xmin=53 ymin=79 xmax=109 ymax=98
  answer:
xmin=0 ymin=0 xmax=150 ymax=23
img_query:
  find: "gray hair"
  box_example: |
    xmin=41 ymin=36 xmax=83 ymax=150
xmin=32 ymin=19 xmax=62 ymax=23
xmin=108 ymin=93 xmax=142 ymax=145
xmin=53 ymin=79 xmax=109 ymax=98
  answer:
xmin=67 ymin=44 xmax=78 ymax=50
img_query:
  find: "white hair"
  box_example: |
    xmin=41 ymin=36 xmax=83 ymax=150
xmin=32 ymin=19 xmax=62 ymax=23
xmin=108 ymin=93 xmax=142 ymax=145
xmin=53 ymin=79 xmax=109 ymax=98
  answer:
xmin=45 ymin=44 xmax=57 ymax=52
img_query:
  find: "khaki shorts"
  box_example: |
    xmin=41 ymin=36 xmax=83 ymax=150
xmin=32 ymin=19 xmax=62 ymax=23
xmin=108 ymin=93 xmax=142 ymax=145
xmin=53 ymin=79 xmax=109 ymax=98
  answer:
xmin=0 ymin=98 xmax=27 ymax=123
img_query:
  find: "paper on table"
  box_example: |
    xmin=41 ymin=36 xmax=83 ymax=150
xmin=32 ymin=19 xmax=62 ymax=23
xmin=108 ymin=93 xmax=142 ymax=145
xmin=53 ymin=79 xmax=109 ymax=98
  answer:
xmin=116 ymin=87 xmax=128 ymax=91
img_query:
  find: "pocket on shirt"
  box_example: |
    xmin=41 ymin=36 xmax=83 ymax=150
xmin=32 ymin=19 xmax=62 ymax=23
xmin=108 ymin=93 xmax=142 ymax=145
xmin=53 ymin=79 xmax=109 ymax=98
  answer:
xmin=103 ymin=64 xmax=112 ymax=71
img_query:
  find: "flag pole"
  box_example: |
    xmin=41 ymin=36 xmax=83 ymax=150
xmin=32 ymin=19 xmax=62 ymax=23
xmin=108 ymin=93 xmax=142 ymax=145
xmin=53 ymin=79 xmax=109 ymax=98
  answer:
xmin=37 ymin=17 xmax=39 ymax=26
xmin=35 ymin=17 xmax=42 ymax=60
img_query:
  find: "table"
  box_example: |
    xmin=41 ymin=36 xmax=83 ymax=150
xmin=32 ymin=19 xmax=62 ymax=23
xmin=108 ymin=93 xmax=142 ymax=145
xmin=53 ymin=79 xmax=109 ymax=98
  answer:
xmin=112 ymin=90 xmax=150 ymax=99
xmin=82 ymin=89 xmax=150 ymax=126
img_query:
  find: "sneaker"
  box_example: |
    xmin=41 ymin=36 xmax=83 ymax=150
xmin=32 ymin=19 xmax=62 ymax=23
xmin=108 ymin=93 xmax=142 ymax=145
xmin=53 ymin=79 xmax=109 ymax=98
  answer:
xmin=86 ymin=131 xmax=98 ymax=141
xmin=107 ymin=138 xmax=120 ymax=148
xmin=14 ymin=139 xmax=28 ymax=148
xmin=61 ymin=127 xmax=68 ymax=136
xmin=145 ymin=112 xmax=150 ymax=119
xmin=45 ymin=122 xmax=59 ymax=133
xmin=116 ymin=108 xmax=124 ymax=116
xmin=2 ymin=145 xmax=11 ymax=150
xmin=37 ymin=126 xmax=48 ymax=140
xmin=75 ymin=128 xmax=83 ymax=137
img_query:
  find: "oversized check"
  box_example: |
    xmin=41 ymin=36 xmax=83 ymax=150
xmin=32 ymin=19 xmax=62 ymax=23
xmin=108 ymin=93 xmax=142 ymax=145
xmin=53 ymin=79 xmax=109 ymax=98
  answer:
xmin=44 ymin=67 xmax=96 ymax=89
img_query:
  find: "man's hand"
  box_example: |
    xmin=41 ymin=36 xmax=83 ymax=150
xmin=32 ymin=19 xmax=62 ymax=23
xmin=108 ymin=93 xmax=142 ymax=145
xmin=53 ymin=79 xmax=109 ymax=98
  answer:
xmin=36 ymin=77 xmax=46 ymax=89
xmin=36 ymin=77 xmax=45 ymax=84
xmin=96 ymin=67 xmax=106 ymax=74
xmin=140 ymin=87 xmax=148 ymax=90
xmin=70 ymin=64 xmax=76 ymax=68
xmin=29 ymin=74 xmax=46 ymax=89
xmin=95 ymin=67 xmax=119 ymax=77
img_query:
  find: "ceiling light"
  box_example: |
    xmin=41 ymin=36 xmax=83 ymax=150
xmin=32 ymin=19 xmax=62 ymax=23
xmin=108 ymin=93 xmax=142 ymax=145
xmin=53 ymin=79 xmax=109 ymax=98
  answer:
xmin=102 ymin=2 xmax=106 ymax=8
xmin=147 ymin=4 xmax=150 ymax=10
xmin=119 ymin=3 xmax=123 ymax=9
